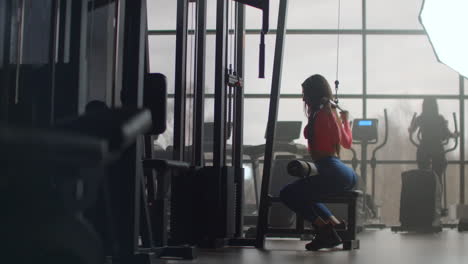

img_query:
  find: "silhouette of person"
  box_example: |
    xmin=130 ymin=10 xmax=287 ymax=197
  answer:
xmin=408 ymin=97 xmax=458 ymax=179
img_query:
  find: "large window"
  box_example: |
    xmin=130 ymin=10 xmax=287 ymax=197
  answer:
xmin=284 ymin=34 xmax=362 ymax=94
xmin=366 ymin=0 xmax=424 ymax=30
xmin=147 ymin=1 xmax=176 ymax=30
xmin=367 ymin=35 xmax=459 ymax=94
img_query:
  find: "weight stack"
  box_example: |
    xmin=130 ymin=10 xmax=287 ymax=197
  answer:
xmin=170 ymin=166 xmax=236 ymax=247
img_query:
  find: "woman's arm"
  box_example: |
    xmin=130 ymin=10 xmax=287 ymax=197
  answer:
xmin=339 ymin=111 xmax=353 ymax=149
xmin=443 ymin=118 xmax=459 ymax=138
xmin=408 ymin=115 xmax=420 ymax=134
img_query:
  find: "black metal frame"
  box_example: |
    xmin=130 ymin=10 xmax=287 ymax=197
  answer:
xmin=146 ymin=0 xmax=249 ymax=249
xmin=1 ymin=0 xmax=88 ymax=125
xmin=149 ymin=29 xmax=428 ymax=36
xmin=193 ymin=0 xmax=207 ymax=166
xmin=47 ymin=0 xmax=60 ymax=125
xmin=0 ymin=0 xmax=13 ymax=122
xmin=87 ymin=1 xmax=118 ymax=106
xmin=459 ymin=76 xmax=465 ymax=204
xmin=213 ymin=0 xmax=228 ymax=168
xmin=141 ymin=158 xmax=197 ymax=260
xmin=54 ymin=0 xmax=88 ymax=120
xmin=173 ymin=0 xmax=188 ymax=161
xmin=233 ymin=1 xmax=246 ymax=239
xmin=255 ymin=0 xmax=288 ymax=249
xmin=116 ymin=0 xmax=148 ymax=262
xmin=112 ymin=0 xmax=125 ymax=107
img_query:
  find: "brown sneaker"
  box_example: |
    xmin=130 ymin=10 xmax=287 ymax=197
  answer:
xmin=305 ymin=224 xmax=342 ymax=251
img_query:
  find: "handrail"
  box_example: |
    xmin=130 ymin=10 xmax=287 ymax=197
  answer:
xmin=445 ymin=112 xmax=458 ymax=154
xmin=371 ymin=109 xmax=388 ymax=161
xmin=409 ymin=112 xmax=419 ymax=148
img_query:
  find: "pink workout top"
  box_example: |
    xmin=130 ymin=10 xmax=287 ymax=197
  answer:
xmin=304 ymin=108 xmax=353 ymax=154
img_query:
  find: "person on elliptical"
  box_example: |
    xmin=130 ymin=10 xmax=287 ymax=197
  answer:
xmin=408 ymin=97 xmax=458 ymax=180
xmin=279 ymin=74 xmax=357 ymax=251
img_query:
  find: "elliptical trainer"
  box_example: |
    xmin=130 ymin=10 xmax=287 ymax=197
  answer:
xmin=350 ymin=110 xmax=389 ymax=228
xmin=391 ymin=112 xmax=458 ymax=233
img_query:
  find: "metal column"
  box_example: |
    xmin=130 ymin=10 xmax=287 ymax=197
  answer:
xmin=193 ymin=0 xmax=207 ymax=166
xmin=361 ymin=0 xmax=369 ymax=218
xmin=255 ymin=0 xmax=288 ymax=249
xmin=460 ymin=76 xmax=465 ymax=204
xmin=174 ymin=0 xmax=188 ymax=161
xmin=117 ymin=0 xmax=147 ymax=262
xmin=54 ymin=0 xmax=88 ymax=119
xmin=0 ymin=0 xmax=13 ymax=122
xmin=47 ymin=0 xmax=60 ymax=125
xmin=213 ymin=0 xmax=228 ymax=168
xmin=233 ymin=2 xmax=245 ymax=238
xmin=112 ymin=0 xmax=125 ymax=107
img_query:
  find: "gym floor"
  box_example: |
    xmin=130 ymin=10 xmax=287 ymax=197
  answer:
xmin=163 ymin=229 xmax=468 ymax=264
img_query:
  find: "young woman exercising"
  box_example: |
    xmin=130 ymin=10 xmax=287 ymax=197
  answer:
xmin=408 ymin=97 xmax=458 ymax=180
xmin=279 ymin=74 xmax=357 ymax=251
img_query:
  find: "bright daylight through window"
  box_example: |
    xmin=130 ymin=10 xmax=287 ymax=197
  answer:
xmin=420 ymin=0 xmax=468 ymax=78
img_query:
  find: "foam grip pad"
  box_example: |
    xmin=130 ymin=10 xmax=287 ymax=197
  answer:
xmin=287 ymin=160 xmax=318 ymax=177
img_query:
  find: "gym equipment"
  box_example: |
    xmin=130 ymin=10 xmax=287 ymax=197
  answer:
xmin=242 ymin=122 xmax=308 ymax=229
xmin=415 ymin=112 xmax=458 ymax=218
xmin=1 ymin=1 xmax=187 ymax=262
xmin=396 ymin=169 xmax=442 ymax=233
xmin=392 ymin=112 xmax=458 ymax=233
xmin=244 ymin=9 xmax=289 ymax=243
xmin=254 ymin=0 xmax=358 ymax=249
xmin=268 ymin=155 xmax=299 ymax=229
xmin=287 ymin=159 xmax=319 ymax=177
xmin=166 ymin=0 xmax=272 ymax=248
xmin=169 ymin=166 xmax=237 ymax=248
xmin=351 ymin=110 xmax=388 ymax=227
xmin=352 ymin=119 xmax=379 ymax=142
xmin=243 ymin=153 xmax=311 ymax=240
xmin=270 ymin=121 xmax=303 ymax=142
xmin=313 ymin=190 xmax=362 ymax=250
xmin=71 ymin=106 xmax=194 ymax=262
xmin=233 ymin=0 xmax=269 ymax=78
xmin=0 ymin=108 xmax=151 ymax=264
xmin=141 ymin=159 xmax=198 ymax=258
xmin=244 ymin=121 xmax=307 ymax=226
xmin=254 ymin=159 xmax=362 ymax=250
xmin=249 ymin=121 xmax=307 ymax=202
xmin=144 ymin=73 xmax=167 ymax=135
xmin=139 ymin=72 xmax=197 ymax=257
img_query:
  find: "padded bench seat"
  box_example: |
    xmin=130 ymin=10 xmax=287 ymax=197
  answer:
xmin=267 ymin=189 xmax=361 ymax=250
xmin=257 ymin=159 xmax=362 ymax=250
xmin=317 ymin=190 xmax=362 ymax=201
xmin=311 ymin=190 xmax=362 ymax=250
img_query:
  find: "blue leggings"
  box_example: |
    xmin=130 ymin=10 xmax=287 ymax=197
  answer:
xmin=279 ymin=156 xmax=357 ymax=223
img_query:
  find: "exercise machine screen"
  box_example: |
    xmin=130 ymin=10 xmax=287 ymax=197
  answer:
xmin=352 ymin=119 xmax=378 ymax=142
